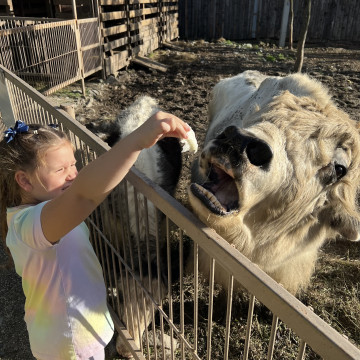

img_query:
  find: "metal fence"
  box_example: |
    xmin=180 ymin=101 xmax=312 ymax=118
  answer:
xmin=0 ymin=16 xmax=101 ymax=95
xmin=1 ymin=64 xmax=360 ymax=360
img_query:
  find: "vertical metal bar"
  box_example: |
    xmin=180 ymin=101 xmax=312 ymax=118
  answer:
xmin=101 ymin=197 xmax=116 ymax=310
xmin=133 ymin=189 xmax=144 ymax=284
xmin=224 ymin=274 xmax=234 ymax=360
xmin=115 ymin=184 xmax=130 ymax=326
xmin=243 ymin=294 xmax=255 ymax=360
xmin=121 ymin=181 xmax=137 ymax=343
xmin=267 ymin=314 xmax=279 ymax=360
xmin=296 ymin=339 xmax=306 ymax=360
xmin=142 ymin=197 xmax=151 ymax=359
xmin=166 ymin=217 xmax=175 ymax=360
xmin=144 ymin=199 xmax=158 ymax=360
xmin=99 ymin=203 xmax=112 ymax=295
xmin=155 ymin=209 xmax=165 ymax=358
xmin=193 ymin=242 xmax=199 ymax=354
xmin=131 ymin=188 xmax=144 ymax=352
xmin=179 ymin=229 xmax=185 ymax=359
xmin=206 ymin=257 xmax=215 ymax=360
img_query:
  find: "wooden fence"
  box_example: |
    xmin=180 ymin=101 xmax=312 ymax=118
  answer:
xmin=178 ymin=0 xmax=360 ymax=43
xmin=0 ymin=1 xmax=179 ymax=94
xmin=99 ymin=0 xmax=179 ymax=76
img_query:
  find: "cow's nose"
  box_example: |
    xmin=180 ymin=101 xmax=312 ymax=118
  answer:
xmin=245 ymin=138 xmax=273 ymax=167
xmin=218 ymin=126 xmax=273 ymax=168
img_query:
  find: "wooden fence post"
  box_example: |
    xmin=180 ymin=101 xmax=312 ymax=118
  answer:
xmin=71 ymin=0 xmax=86 ymax=95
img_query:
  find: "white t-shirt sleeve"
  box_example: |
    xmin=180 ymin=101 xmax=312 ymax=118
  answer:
xmin=10 ymin=202 xmax=52 ymax=250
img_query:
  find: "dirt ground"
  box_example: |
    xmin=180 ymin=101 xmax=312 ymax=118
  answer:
xmin=1 ymin=39 xmax=360 ymax=359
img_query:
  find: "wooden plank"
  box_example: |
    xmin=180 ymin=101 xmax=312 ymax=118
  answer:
xmin=102 ymin=23 xmax=127 ymax=37
xmin=163 ymin=4 xmax=178 ymax=11
xmin=105 ymin=49 xmax=129 ymax=75
xmin=162 ymin=41 xmax=183 ymax=51
xmin=100 ymin=0 xmax=158 ymax=5
xmin=131 ymin=55 xmax=167 ymax=72
xmin=101 ymin=8 xmax=159 ymax=22
xmin=101 ymin=10 xmax=127 ymax=21
xmin=100 ymin=0 xmax=126 ymax=4
xmin=103 ymin=36 xmax=128 ymax=52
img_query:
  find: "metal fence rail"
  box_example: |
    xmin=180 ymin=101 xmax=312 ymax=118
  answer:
xmin=0 ymin=16 xmax=101 ymax=95
xmin=1 ymin=64 xmax=360 ymax=360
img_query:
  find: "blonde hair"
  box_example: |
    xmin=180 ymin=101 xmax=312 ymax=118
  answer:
xmin=0 ymin=123 xmax=70 ymax=261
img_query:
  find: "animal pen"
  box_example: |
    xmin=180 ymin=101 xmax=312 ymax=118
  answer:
xmin=0 ymin=0 xmax=179 ymax=95
xmin=1 ymin=66 xmax=360 ymax=360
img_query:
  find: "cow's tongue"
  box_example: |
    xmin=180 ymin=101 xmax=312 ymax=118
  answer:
xmin=190 ymin=166 xmax=239 ymax=215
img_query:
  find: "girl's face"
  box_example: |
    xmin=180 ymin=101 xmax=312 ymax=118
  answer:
xmin=29 ymin=142 xmax=78 ymax=202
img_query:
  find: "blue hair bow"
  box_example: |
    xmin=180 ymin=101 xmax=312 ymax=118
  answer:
xmin=4 ymin=120 xmax=29 ymax=143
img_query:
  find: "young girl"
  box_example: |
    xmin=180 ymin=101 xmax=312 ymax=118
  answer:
xmin=0 ymin=114 xmax=190 ymax=360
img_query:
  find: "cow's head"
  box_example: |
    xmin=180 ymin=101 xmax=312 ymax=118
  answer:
xmin=188 ymin=73 xmax=360 ymax=293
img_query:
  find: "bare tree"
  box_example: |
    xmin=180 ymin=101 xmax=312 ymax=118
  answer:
xmin=294 ymin=0 xmax=311 ymax=72
xmin=289 ymin=0 xmax=294 ymax=50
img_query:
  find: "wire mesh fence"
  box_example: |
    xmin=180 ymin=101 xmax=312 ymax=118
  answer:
xmin=1 ymin=65 xmax=360 ymax=360
xmin=0 ymin=16 xmax=101 ymax=95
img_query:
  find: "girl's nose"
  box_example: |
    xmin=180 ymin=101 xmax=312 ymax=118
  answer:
xmin=66 ymin=167 xmax=78 ymax=180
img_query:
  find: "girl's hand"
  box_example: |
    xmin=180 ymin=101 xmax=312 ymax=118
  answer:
xmin=132 ymin=111 xmax=191 ymax=149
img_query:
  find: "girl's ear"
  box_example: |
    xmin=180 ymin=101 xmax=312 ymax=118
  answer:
xmin=15 ymin=170 xmax=33 ymax=193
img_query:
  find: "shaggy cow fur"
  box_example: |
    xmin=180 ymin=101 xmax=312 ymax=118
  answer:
xmin=189 ymin=70 xmax=360 ymax=294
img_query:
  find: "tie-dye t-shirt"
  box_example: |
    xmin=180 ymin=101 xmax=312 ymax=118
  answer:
xmin=6 ymin=202 xmax=114 ymax=360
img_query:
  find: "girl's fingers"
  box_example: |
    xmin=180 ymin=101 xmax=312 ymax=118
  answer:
xmin=159 ymin=115 xmax=190 ymax=139
xmin=139 ymin=111 xmax=191 ymax=149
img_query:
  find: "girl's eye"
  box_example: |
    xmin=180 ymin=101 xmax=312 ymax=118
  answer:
xmin=335 ymin=164 xmax=347 ymax=180
xmin=56 ymin=168 xmax=64 ymax=173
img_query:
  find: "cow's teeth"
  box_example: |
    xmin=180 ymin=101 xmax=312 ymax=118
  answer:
xmin=203 ymin=188 xmax=226 ymax=211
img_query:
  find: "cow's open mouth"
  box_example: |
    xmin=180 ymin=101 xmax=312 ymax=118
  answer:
xmin=190 ymin=164 xmax=239 ymax=216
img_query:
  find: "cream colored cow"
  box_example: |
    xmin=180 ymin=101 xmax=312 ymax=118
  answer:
xmin=189 ymin=70 xmax=360 ymax=294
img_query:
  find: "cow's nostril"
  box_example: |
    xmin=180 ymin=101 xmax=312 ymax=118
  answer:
xmin=246 ymin=139 xmax=273 ymax=167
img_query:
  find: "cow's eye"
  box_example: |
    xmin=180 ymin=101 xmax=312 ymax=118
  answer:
xmin=335 ymin=163 xmax=347 ymax=180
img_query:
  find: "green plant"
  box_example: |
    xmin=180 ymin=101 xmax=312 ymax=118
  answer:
xmin=265 ymin=54 xmax=276 ymax=62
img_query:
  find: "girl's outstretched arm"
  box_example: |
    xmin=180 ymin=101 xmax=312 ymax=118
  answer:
xmin=41 ymin=112 xmax=190 ymax=243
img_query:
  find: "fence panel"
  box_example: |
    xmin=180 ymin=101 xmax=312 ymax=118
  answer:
xmin=178 ymin=0 xmax=360 ymax=43
xmin=79 ymin=18 xmax=102 ymax=77
xmin=1 ymin=65 xmax=360 ymax=360
xmin=0 ymin=16 xmax=101 ymax=95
